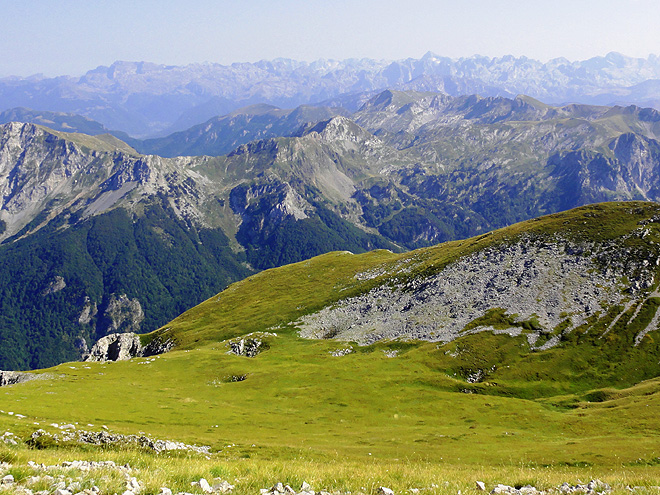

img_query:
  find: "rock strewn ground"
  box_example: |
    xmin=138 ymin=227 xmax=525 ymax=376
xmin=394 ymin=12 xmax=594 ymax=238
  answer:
xmin=297 ymin=235 xmax=654 ymax=346
xmin=28 ymin=429 xmax=209 ymax=455
xmin=0 ymin=466 xmax=654 ymax=495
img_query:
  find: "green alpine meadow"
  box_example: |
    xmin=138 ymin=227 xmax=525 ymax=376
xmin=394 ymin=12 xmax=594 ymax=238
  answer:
xmin=0 ymin=202 xmax=660 ymax=493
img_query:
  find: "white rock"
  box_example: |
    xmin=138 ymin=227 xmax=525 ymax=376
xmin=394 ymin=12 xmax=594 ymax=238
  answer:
xmin=301 ymin=482 xmax=312 ymax=492
xmin=490 ymin=486 xmax=516 ymax=495
xmin=476 ymin=482 xmax=486 ymax=492
xmin=2 ymin=474 xmax=14 ymax=484
xmin=212 ymin=480 xmax=234 ymax=493
xmin=53 ymin=490 xmax=72 ymax=495
xmin=379 ymin=488 xmax=395 ymax=495
xmin=126 ymin=476 xmax=141 ymax=493
xmin=199 ymin=479 xmax=212 ymax=493
xmin=159 ymin=488 xmax=172 ymax=495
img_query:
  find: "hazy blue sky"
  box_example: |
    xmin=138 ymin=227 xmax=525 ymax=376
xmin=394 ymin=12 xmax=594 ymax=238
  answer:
xmin=2 ymin=0 xmax=660 ymax=77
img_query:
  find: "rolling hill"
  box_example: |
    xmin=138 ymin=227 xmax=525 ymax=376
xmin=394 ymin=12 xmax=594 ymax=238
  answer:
xmin=0 ymin=203 xmax=659 ymax=493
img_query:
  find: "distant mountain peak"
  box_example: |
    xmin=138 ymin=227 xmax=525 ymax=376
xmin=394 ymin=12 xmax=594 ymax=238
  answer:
xmin=300 ymin=116 xmax=373 ymax=143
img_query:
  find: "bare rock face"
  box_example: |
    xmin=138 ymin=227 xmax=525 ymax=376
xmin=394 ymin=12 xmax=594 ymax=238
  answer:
xmin=0 ymin=371 xmax=34 ymax=386
xmin=297 ymin=234 xmax=658 ymax=348
xmin=78 ymin=297 xmax=98 ymax=325
xmin=85 ymin=333 xmax=142 ymax=362
xmin=84 ymin=332 xmax=174 ymax=362
xmin=40 ymin=276 xmax=66 ymax=296
xmin=102 ymin=294 xmax=144 ymax=334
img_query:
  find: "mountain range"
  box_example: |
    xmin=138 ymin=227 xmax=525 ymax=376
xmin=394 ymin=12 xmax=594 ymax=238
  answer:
xmin=3 ymin=52 xmax=660 ymax=137
xmin=3 ymin=89 xmax=660 ymax=369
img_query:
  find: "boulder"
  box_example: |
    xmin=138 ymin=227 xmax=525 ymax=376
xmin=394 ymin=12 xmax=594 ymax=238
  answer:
xmin=85 ymin=333 xmax=142 ymax=362
xmin=228 ymin=338 xmax=262 ymax=357
xmin=0 ymin=371 xmax=33 ymax=386
xmin=199 ymin=479 xmax=212 ymax=494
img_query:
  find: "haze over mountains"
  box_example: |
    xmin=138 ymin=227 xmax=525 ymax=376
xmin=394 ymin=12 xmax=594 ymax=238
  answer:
xmin=2 ymin=52 xmax=660 ymax=137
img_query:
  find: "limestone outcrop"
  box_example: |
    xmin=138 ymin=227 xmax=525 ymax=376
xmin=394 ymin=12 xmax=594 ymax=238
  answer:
xmin=84 ymin=332 xmax=174 ymax=362
xmin=84 ymin=333 xmax=142 ymax=362
xmin=0 ymin=371 xmax=34 ymax=387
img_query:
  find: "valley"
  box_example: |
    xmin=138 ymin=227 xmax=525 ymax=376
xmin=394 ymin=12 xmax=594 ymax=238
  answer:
xmin=5 ymin=90 xmax=660 ymax=369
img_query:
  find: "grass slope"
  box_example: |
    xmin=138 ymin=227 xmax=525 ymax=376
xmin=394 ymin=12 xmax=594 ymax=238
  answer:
xmin=1 ymin=202 xmax=660 ymax=488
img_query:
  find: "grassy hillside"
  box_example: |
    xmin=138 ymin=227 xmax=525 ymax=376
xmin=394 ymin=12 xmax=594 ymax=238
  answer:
xmin=0 ymin=203 xmax=660 ymax=493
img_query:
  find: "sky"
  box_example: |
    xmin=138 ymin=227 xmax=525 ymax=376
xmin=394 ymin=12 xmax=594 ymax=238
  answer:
xmin=1 ymin=0 xmax=660 ymax=77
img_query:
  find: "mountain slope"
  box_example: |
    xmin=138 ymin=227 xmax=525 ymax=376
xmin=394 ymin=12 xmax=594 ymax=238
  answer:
xmin=7 ymin=91 xmax=660 ymax=369
xmin=2 ymin=203 xmax=660 ymax=472
xmin=157 ymin=202 xmax=660 ymax=359
xmin=134 ymin=104 xmax=348 ymax=157
xmin=0 ymin=122 xmax=401 ymax=368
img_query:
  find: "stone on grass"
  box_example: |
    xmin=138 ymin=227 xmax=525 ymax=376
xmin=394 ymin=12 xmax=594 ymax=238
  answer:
xmin=476 ymin=481 xmax=486 ymax=491
xmin=379 ymin=487 xmax=395 ymax=495
xmin=199 ymin=479 xmax=212 ymax=493
xmin=490 ymin=485 xmax=516 ymax=495
xmin=212 ymin=480 xmax=234 ymax=493
xmin=2 ymin=474 xmax=14 ymax=484
xmin=53 ymin=490 xmax=72 ymax=495
xmin=126 ymin=477 xmax=141 ymax=493
xmin=159 ymin=488 xmax=172 ymax=495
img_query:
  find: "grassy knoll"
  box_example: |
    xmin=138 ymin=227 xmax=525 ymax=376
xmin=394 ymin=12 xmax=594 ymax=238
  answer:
xmin=1 ymin=202 xmax=660 ymax=489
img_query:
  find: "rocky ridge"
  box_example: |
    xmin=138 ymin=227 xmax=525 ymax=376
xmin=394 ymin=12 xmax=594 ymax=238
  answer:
xmin=28 ymin=429 xmax=209 ymax=455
